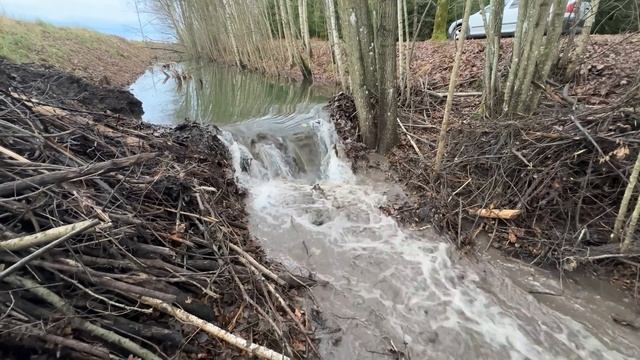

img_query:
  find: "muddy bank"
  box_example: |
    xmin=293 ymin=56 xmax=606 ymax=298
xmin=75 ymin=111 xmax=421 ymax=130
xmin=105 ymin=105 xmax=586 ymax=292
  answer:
xmin=0 ymin=61 xmax=315 ymax=359
xmin=327 ymin=37 xmax=640 ymax=293
xmin=0 ymin=60 xmax=144 ymax=118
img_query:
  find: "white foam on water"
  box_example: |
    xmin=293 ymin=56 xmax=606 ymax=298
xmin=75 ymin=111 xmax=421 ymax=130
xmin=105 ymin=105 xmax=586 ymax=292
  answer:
xmin=218 ymin=107 xmax=638 ymax=359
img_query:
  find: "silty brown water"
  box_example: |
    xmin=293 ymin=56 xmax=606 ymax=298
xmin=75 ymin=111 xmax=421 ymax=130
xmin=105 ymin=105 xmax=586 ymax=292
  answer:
xmin=131 ymin=63 xmax=640 ymax=359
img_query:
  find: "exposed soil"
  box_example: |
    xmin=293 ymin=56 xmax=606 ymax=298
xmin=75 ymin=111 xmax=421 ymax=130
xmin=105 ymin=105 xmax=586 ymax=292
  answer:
xmin=0 ymin=60 xmax=315 ymax=359
xmin=327 ymin=34 xmax=640 ymax=293
xmin=0 ymin=60 xmax=144 ymax=118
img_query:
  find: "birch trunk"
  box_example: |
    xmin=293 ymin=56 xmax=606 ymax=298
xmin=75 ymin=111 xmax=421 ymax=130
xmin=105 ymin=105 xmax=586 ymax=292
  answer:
xmin=501 ymin=0 xmax=563 ymax=115
xmin=528 ymin=0 xmax=569 ymax=110
xmin=513 ymin=0 xmax=553 ymax=113
xmin=621 ymin=192 xmax=640 ymax=253
xmin=280 ymin=0 xmax=313 ymax=81
xmin=502 ymin=0 xmax=529 ymax=114
xmin=222 ymin=0 xmax=243 ymax=68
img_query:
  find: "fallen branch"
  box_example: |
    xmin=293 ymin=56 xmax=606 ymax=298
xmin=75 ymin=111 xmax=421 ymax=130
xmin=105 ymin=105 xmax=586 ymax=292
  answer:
xmin=0 ymin=152 xmax=157 ymax=197
xmin=0 ymin=219 xmax=101 ymax=281
xmin=397 ymin=118 xmax=425 ymax=160
xmin=426 ymin=90 xmax=482 ymax=98
xmin=0 ymin=144 xmax=29 ymax=162
xmin=24 ymin=330 xmax=111 ymax=359
xmin=3 ymin=275 xmax=161 ymax=360
xmin=140 ymin=296 xmax=290 ymax=360
xmin=468 ymin=208 xmax=522 ymax=220
xmin=228 ymin=242 xmax=287 ymax=287
xmin=0 ymin=219 xmax=99 ymax=251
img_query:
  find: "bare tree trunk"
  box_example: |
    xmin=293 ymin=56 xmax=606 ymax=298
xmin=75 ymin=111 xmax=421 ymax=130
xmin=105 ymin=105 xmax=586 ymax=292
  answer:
xmin=339 ymin=0 xmax=377 ymax=148
xmin=376 ymin=0 xmax=399 ymax=154
xmin=434 ymin=0 xmax=473 ymax=171
xmin=405 ymin=1 xmax=435 ymax=96
xmin=512 ymin=0 xmax=551 ymax=113
xmin=338 ymin=0 xmax=399 ymax=152
xmin=566 ymin=0 xmax=600 ymax=78
xmin=502 ymin=0 xmax=529 ymax=114
xmin=558 ymin=0 xmax=581 ymax=72
xmin=402 ymin=0 xmax=410 ymax=89
xmin=325 ymin=0 xmax=348 ymax=89
xmin=529 ymin=0 xmax=569 ymax=109
xmin=501 ymin=0 xmax=564 ymax=115
xmin=621 ymin=192 xmax=640 ymax=253
xmin=431 ymin=0 xmax=449 ymax=40
xmin=479 ymin=0 xmax=504 ymax=118
xmin=613 ymin=151 xmax=640 ymax=244
xmin=299 ymin=0 xmax=312 ymax=59
xmin=280 ymin=0 xmax=313 ymax=81
xmin=398 ymin=0 xmax=406 ymax=88
xmin=222 ymin=0 xmax=244 ymax=68
xmin=278 ymin=0 xmax=296 ymax=65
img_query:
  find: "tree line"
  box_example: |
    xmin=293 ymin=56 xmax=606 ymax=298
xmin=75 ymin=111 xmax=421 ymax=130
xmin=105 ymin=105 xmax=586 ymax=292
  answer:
xmin=152 ymin=0 xmax=639 ymax=252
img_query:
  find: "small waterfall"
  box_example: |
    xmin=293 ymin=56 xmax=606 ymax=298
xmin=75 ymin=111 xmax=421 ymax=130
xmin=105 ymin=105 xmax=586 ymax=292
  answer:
xmin=217 ymin=104 xmax=640 ymax=359
xmin=132 ymin=60 xmax=640 ymax=359
xmin=219 ymin=105 xmax=353 ymax=184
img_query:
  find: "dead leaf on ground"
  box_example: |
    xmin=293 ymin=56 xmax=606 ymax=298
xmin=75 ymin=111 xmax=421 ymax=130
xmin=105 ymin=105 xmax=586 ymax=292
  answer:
xmin=613 ymin=145 xmax=629 ymax=160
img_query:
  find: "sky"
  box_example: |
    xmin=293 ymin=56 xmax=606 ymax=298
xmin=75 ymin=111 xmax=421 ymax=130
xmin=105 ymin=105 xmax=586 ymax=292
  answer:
xmin=0 ymin=0 xmax=170 ymax=41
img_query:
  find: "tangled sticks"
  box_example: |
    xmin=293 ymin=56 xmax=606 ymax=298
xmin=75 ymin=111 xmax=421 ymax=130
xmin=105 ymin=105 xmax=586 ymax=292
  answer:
xmin=0 ymin=62 xmax=315 ymax=359
xmin=430 ymin=95 xmax=640 ymax=268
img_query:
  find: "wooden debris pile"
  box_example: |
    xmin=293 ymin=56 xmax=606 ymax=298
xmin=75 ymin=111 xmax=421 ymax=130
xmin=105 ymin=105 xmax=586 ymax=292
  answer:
xmin=432 ymin=98 xmax=640 ymax=266
xmin=0 ymin=61 xmax=316 ymax=359
xmin=329 ymin=79 xmax=640 ymax=273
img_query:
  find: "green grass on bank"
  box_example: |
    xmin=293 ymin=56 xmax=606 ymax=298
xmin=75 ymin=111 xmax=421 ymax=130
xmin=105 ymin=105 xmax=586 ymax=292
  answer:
xmin=0 ymin=16 xmax=173 ymax=86
xmin=0 ymin=16 xmax=136 ymax=67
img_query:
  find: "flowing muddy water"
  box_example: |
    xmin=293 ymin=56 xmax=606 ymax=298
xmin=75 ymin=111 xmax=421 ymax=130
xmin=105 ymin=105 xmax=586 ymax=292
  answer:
xmin=131 ymin=63 xmax=640 ymax=359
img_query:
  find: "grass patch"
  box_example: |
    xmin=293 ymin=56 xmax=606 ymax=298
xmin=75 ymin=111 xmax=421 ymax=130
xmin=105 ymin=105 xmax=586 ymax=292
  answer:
xmin=0 ymin=16 xmax=141 ymax=69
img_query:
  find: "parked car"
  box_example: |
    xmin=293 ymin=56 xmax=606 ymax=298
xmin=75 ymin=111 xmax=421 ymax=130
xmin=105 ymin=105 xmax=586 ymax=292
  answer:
xmin=448 ymin=0 xmax=591 ymax=39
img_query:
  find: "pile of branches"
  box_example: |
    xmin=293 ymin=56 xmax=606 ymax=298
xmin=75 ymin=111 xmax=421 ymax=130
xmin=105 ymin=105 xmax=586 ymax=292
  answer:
xmin=0 ymin=61 xmax=316 ymax=359
xmin=329 ymin=83 xmax=640 ymax=272
xmin=431 ymin=91 xmax=640 ymax=269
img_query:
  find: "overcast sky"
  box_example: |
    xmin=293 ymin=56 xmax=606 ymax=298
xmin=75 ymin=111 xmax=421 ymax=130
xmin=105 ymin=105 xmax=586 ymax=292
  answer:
xmin=0 ymin=0 xmax=169 ymax=40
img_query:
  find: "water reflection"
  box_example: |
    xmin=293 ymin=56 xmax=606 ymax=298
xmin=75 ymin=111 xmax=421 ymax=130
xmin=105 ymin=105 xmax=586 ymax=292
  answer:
xmin=130 ymin=62 xmax=328 ymax=126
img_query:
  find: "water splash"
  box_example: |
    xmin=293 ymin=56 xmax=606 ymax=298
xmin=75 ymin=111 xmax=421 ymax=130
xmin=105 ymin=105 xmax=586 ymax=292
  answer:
xmin=218 ymin=106 xmax=639 ymax=359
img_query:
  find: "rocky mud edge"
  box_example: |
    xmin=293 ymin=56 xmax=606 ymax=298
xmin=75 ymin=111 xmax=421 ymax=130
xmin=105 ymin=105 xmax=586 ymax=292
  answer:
xmin=328 ymin=37 xmax=640 ymax=295
xmin=0 ymin=60 xmax=318 ymax=360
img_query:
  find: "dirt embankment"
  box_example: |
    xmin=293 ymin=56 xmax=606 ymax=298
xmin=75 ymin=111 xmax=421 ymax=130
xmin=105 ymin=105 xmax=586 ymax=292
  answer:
xmin=328 ymin=35 xmax=640 ymax=292
xmin=0 ymin=16 xmax=178 ymax=88
xmin=0 ymin=60 xmax=315 ymax=359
